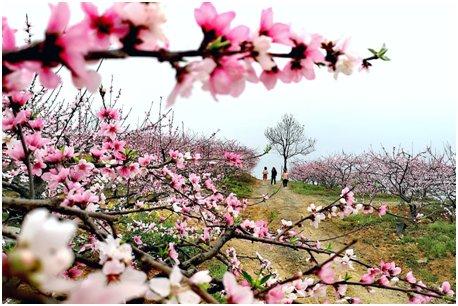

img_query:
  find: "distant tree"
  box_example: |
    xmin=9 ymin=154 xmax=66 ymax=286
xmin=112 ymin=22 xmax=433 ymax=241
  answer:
xmin=264 ymin=114 xmax=316 ymax=171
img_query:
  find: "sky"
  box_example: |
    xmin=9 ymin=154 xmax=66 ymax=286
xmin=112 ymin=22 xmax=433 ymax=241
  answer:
xmin=3 ymin=0 xmax=457 ymax=178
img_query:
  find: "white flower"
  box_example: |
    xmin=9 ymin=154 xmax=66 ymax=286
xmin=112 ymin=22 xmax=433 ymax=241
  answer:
xmin=146 ymin=265 xmax=201 ymax=304
xmin=281 ymin=219 xmax=293 ymax=227
xmin=190 ymin=270 xmax=212 ymax=284
xmin=66 ymin=268 xmax=147 ymax=303
xmin=97 ymin=236 xmax=132 ymax=266
xmin=252 ymin=35 xmax=276 ymax=70
xmin=17 ymin=209 xmax=76 ymax=280
xmin=333 ymin=55 xmax=360 ymax=79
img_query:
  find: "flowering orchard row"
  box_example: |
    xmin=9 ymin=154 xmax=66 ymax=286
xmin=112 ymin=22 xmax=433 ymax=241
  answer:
xmin=2 ymin=2 xmax=454 ymax=304
xmin=290 ymin=147 xmax=456 ymax=220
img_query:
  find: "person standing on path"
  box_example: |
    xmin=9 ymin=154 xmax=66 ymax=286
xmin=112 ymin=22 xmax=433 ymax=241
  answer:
xmin=282 ymin=168 xmax=289 ymax=187
xmin=271 ymin=167 xmax=277 ymax=185
xmin=262 ymin=167 xmax=268 ymax=181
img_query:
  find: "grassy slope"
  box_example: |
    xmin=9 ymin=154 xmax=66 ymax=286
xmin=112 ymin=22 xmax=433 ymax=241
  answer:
xmin=290 ymin=181 xmax=456 ymax=291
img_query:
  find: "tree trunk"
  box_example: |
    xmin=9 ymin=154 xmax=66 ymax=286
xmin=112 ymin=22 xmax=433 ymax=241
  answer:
xmin=283 ymin=157 xmax=287 ymax=171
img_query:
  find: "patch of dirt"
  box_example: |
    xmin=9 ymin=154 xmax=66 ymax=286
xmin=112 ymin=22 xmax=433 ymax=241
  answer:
xmin=226 ymin=179 xmax=406 ymax=303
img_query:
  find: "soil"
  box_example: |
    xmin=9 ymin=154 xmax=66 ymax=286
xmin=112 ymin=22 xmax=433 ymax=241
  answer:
xmin=226 ymin=179 xmax=406 ymax=303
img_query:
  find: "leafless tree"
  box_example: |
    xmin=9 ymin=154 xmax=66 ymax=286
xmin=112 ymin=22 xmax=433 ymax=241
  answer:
xmin=264 ymin=114 xmax=316 ymax=171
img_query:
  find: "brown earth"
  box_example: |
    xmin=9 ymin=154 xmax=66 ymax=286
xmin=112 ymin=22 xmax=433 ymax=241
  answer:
xmin=225 ymin=179 xmax=407 ymax=303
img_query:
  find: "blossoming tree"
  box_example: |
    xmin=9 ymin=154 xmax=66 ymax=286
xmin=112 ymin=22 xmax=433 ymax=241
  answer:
xmin=2 ymin=2 xmax=454 ymax=304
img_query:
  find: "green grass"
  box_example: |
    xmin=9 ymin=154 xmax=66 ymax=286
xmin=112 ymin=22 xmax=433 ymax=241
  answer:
xmin=207 ymin=259 xmax=228 ymax=281
xmin=289 ymin=181 xmax=340 ymax=197
xmin=339 ymin=214 xmax=397 ymax=230
xmin=222 ymin=172 xmax=256 ymax=198
xmin=416 ymin=221 xmax=455 ymax=258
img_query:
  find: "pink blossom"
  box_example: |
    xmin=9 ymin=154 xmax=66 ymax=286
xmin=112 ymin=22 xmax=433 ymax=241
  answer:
xmin=2 ymin=17 xmax=16 ymax=51
xmin=259 ymin=8 xmax=292 ymax=45
xmin=10 ymin=91 xmax=31 ymax=107
xmin=360 ymin=273 xmax=375 ymax=284
xmin=224 ymin=151 xmax=243 ymax=167
xmin=167 ymin=58 xmax=217 ymax=107
xmin=44 ymin=3 xmax=101 ymax=91
xmin=25 ymin=133 xmax=48 ymax=151
xmin=63 ymin=264 xmax=84 ymax=279
xmin=29 ymin=118 xmax=45 ymax=130
xmin=406 ymin=271 xmax=417 ymax=284
xmin=223 ymin=272 xmax=254 ymax=304
xmin=316 ymin=263 xmax=335 ymax=284
xmin=378 ymin=204 xmax=388 ymax=216
xmin=138 ymin=154 xmax=154 ymax=167
xmin=204 ymin=57 xmax=252 ymax=100
xmin=81 ymin=3 xmax=128 ymax=49
xmin=194 ymin=3 xmax=235 ymax=37
xmin=6 ymin=141 xmax=25 ymax=161
xmin=224 ymin=213 xmax=234 ymax=226
xmin=97 ymin=107 xmax=120 ymax=121
xmin=266 ymin=286 xmax=284 ymax=304
xmin=32 ymin=159 xmax=46 ymax=176
xmin=281 ymin=33 xmax=324 ymax=83
xmin=168 ymin=242 xmax=180 ymax=264
xmin=440 ymin=281 xmax=454 ymax=296
xmin=100 ymin=122 xmax=120 ymax=139
xmin=114 ymin=3 xmax=168 ymax=51
xmin=132 ymin=235 xmax=143 ymax=246
xmin=260 ymin=66 xmax=281 ymax=90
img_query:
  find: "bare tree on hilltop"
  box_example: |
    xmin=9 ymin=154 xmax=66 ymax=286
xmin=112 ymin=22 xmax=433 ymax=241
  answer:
xmin=265 ymin=113 xmax=316 ymax=171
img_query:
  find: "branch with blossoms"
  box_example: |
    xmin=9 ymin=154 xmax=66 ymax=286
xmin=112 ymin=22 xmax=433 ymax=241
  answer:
xmin=3 ymin=2 xmax=389 ymax=105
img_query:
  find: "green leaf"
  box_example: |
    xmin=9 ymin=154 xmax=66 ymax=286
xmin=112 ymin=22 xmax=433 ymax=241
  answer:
xmin=343 ymin=272 xmax=352 ymax=281
xmin=241 ymin=270 xmax=254 ymax=285
xmin=368 ymin=48 xmax=378 ymax=56
xmin=260 ymin=274 xmax=272 ymax=285
xmin=325 ymin=242 xmax=333 ymax=252
xmin=207 ymin=36 xmax=230 ymax=51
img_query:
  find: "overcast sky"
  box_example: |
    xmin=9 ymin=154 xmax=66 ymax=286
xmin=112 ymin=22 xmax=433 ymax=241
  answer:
xmin=4 ymin=0 xmax=457 ymax=178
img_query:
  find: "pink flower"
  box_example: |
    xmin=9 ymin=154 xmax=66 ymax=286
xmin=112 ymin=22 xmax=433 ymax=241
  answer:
xmin=380 ymin=261 xmax=401 ymax=276
xmin=97 ymin=107 xmax=120 ymax=121
xmin=29 ymin=118 xmax=45 ymax=130
xmin=64 ymin=264 xmax=84 ymax=279
xmin=25 ymin=133 xmax=48 ymax=151
xmin=280 ymin=33 xmax=324 ymax=83
xmin=378 ymin=204 xmax=388 ymax=217
xmin=6 ymin=141 xmax=25 ymax=161
xmin=44 ymin=3 xmax=101 ymax=91
xmin=132 ymin=235 xmax=143 ymax=246
xmin=10 ymin=91 xmax=31 ymax=107
xmin=406 ymin=271 xmax=417 ymax=284
xmin=31 ymin=159 xmax=46 ymax=176
xmin=224 ymin=213 xmax=234 ymax=226
xmin=81 ymin=3 xmax=128 ymax=49
xmin=260 ymin=66 xmax=281 ymax=90
xmin=168 ymin=243 xmax=180 ymax=265
xmin=167 ymin=58 xmax=217 ymax=107
xmin=440 ymin=281 xmax=454 ymax=296
xmin=100 ymin=122 xmax=120 ymax=139
xmin=266 ymin=286 xmax=284 ymax=304
xmin=360 ymin=273 xmax=375 ymax=284
xmin=378 ymin=275 xmax=390 ymax=286
xmin=224 ymin=151 xmax=243 ymax=167
xmin=2 ymin=17 xmax=16 ymax=51
xmin=204 ymin=56 xmax=250 ymax=100
xmin=316 ymin=263 xmax=335 ymax=284
xmin=194 ymin=3 xmax=235 ymax=37
xmin=114 ymin=3 xmax=167 ymax=51
xmin=259 ymin=8 xmax=292 ymax=45
xmin=223 ymin=272 xmax=254 ymax=304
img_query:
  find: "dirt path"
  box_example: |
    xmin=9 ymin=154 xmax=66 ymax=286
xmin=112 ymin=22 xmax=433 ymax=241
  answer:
xmin=226 ymin=179 xmax=406 ymax=303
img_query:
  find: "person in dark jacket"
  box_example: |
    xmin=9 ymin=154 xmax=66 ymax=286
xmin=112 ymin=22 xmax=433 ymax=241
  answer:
xmin=271 ymin=167 xmax=277 ymax=185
